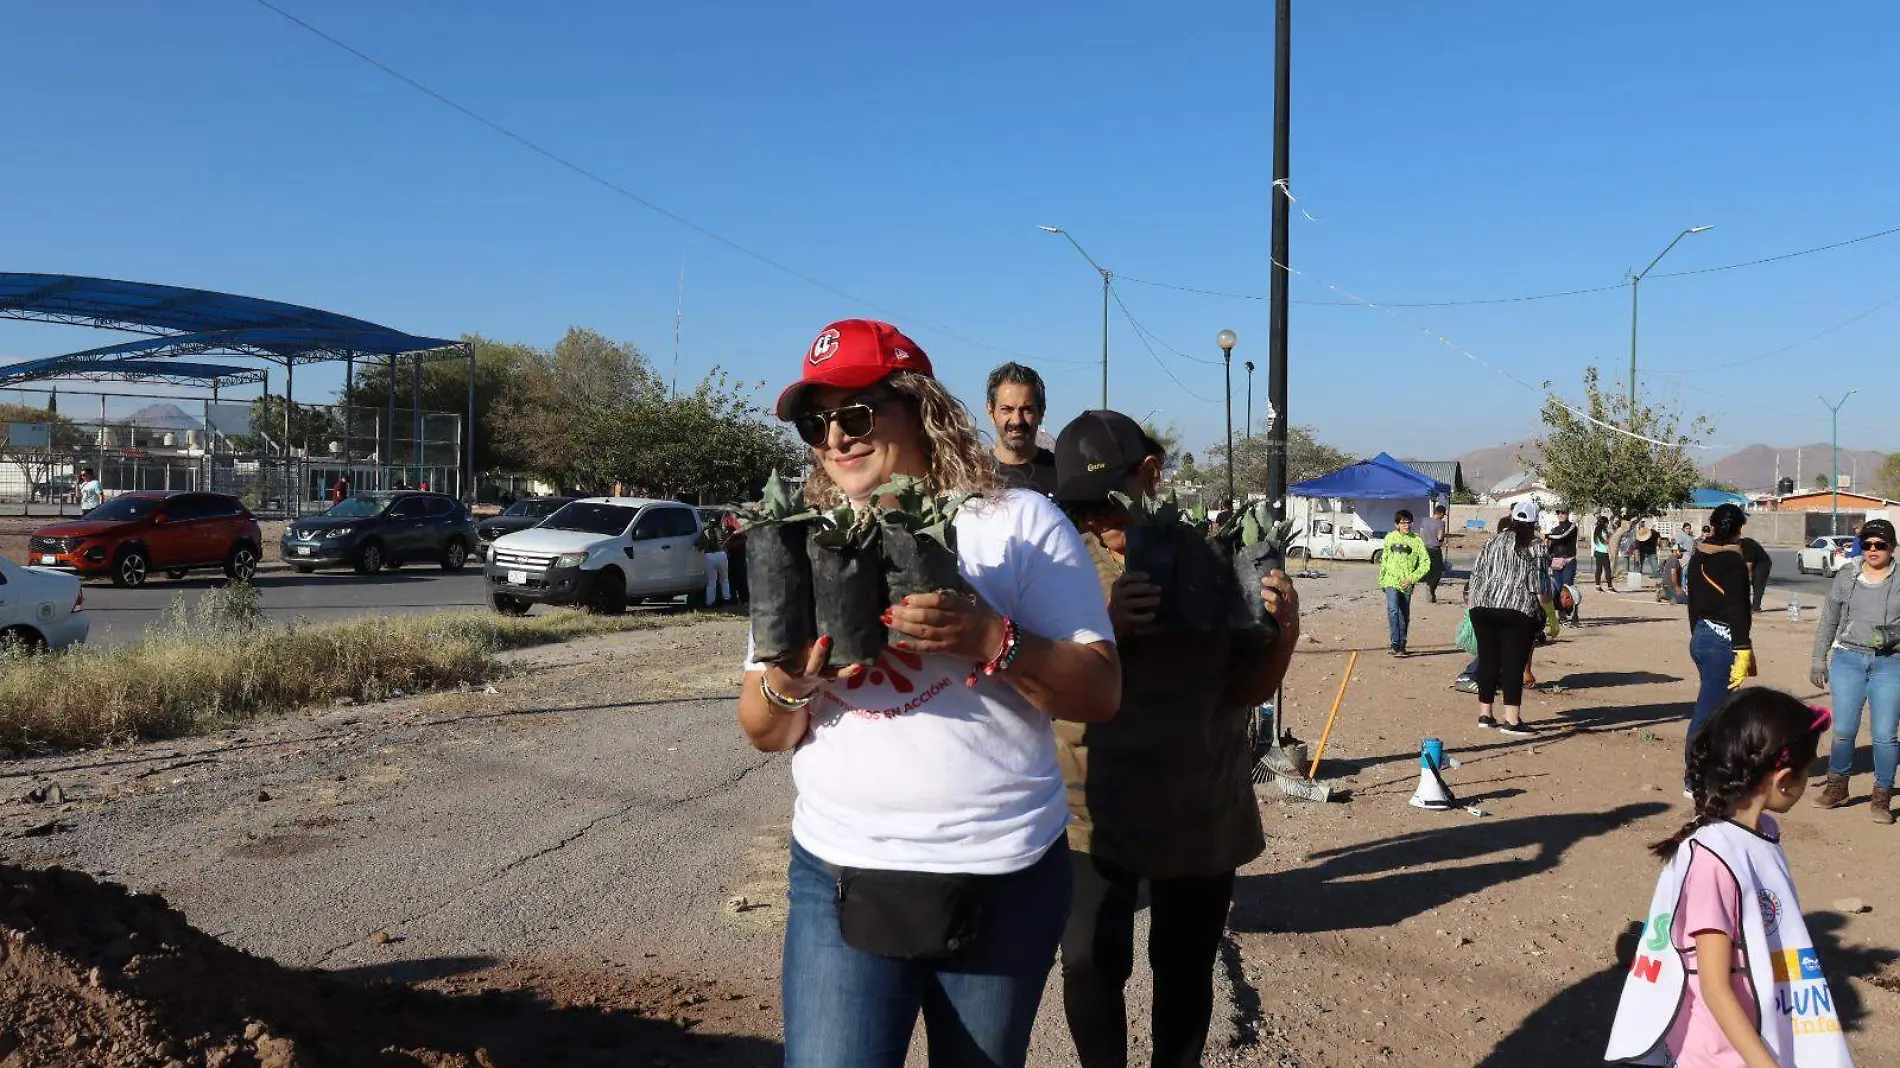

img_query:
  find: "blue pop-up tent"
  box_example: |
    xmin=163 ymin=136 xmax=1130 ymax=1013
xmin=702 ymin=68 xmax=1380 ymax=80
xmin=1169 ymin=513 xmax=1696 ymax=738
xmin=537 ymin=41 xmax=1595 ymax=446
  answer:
xmin=1290 ymin=453 xmax=1449 ymax=554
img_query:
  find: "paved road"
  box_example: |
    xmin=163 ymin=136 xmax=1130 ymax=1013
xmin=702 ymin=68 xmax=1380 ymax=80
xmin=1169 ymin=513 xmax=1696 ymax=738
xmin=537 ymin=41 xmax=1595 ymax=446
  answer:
xmin=77 ymin=568 xmax=492 ymax=647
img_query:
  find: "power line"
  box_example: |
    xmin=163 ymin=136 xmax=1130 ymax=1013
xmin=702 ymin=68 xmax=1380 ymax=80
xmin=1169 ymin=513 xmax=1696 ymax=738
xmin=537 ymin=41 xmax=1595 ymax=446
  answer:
xmin=1105 ymin=285 xmax=1216 ymax=402
xmin=1109 ymin=289 xmax=1223 ymax=366
xmin=1120 ymin=222 xmax=1900 ymax=308
xmin=242 ymin=0 xmax=1072 ymax=368
xmin=1648 ymin=285 xmax=1900 ymax=375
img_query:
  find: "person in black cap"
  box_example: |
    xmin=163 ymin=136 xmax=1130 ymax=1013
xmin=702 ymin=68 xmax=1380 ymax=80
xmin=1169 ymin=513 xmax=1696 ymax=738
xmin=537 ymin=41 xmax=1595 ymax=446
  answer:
xmin=1048 ymin=409 xmax=1300 ymax=1068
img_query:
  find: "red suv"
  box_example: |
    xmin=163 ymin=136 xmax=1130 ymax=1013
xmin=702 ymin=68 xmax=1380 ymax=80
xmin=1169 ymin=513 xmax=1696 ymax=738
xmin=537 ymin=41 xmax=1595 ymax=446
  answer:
xmin=29 ymin=491 xmax=263 ymax=587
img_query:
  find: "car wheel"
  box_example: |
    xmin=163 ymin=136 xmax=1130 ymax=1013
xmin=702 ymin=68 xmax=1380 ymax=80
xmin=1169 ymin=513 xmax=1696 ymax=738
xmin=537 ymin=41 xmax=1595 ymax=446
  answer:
xmin=582 ymin=569 xmax=628 ymax=615
xmin=111 ymin=547 xmax=150 ymax=588
xmin=1370 ymin=549 xmax=1383 ymax=567
xmin=166 ymin=569 xmax=189 ymax=580
xmin=441 ymin=539 xmax=469 ymax=572
xmin=224 ymin=543 xmax=260 ymax=583
xmin=354 ymin=541 xmax=386 ymax=575
xmin=0 ymin=626 xmax=47 ymax=655
xmin=1289 ymin=546 xmax=1309 ymax=560
xmin=685 ymin=588 xmax=709 ymax=611
xmin=487 ymin=588 xmax=530 ymax=617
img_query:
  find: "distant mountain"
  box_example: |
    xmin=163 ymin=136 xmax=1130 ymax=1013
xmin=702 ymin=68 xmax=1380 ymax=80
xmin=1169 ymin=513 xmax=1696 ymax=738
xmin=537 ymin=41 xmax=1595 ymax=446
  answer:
xmin=1455 ymin=438 xmax=1544 ymax=494
xmin=123 ymin=403 xmax=199 ymax=431
xmin=1702 ymin=443 xmax=1889 ymax=493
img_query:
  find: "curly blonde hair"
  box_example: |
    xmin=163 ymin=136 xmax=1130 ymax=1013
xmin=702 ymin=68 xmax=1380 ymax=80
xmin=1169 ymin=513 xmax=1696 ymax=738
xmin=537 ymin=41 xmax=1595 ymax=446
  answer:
xmin=803 ymin=372 xmax=1003 ymax=506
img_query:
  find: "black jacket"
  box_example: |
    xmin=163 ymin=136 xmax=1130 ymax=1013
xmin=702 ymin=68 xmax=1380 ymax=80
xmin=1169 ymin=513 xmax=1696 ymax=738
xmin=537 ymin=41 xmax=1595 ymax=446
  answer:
xmin=1547 ymin=520 xmax=1578 ymax=559
xmin=1687 ymin=541 xmax=1754 ymax=649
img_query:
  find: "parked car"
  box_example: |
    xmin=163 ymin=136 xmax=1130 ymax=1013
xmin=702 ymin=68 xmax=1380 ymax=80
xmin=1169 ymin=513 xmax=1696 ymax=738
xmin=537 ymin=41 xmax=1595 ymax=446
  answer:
xmin=474 ymin=496 xmax=576 ymax=561
xmin=30 ymin=479 xmax=74 ymax=504
xmin=1797 ymin=535 xmax=1859 ymax=577
xmin=0 ymin=552 xmax=88 ymax=652
xmin=1289 ymin=522 xmax=1388 ymax=563
xmin=484 ymin=497 xmax=705 ymax=616
xmin=281 ymin=492 xmax=478 ymax=575
xmin=28 ymin=491 xmax=263 ymax=588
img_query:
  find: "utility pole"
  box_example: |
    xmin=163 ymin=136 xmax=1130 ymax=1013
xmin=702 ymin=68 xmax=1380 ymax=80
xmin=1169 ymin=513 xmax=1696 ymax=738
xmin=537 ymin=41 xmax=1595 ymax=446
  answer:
xmin=1265 ymin=0 xmax=1292 ymax=524
xmin=1821 ymin=391 xmax=1856 ymax=535
xmin=1039 ymin=226 xmax=1113 ymax=407
xmin=1627 ymin=225 xmax=1714 ymax=406
xmin=1245 ymin=360 xmax=1255 ymax=443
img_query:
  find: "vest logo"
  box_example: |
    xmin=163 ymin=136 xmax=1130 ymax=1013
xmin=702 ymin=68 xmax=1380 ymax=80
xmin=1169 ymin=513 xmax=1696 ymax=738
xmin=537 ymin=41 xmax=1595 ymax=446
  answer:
xmin=1629 ymin=954 xmax=1665 ymax=984
xmin=1770 ymin=947 xmax=1823 ymax=984
xmin=1757 ymin=889 xmax=1782 ymax=936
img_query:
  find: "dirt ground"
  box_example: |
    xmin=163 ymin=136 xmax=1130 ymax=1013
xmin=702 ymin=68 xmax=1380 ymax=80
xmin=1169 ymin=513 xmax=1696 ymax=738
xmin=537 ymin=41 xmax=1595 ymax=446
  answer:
xmin=2 ymin=566 xmax=1897 ymax=1066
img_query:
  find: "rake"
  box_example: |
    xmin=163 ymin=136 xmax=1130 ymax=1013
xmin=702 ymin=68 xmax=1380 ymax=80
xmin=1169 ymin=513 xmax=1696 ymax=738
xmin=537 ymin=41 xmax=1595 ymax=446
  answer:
xmin=1256 ymin=650 xmax=1357 ymax=802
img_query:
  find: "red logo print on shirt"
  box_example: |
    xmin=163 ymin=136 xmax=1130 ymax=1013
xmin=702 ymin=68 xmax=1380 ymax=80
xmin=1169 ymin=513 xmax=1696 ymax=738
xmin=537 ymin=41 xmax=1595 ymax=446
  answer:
xmin=846 ymin=648 xmax=924 ymax=693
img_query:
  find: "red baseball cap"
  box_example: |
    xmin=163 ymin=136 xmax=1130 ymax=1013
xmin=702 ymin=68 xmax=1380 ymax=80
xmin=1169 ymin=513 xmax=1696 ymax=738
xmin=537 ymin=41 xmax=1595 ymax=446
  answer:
xmin=774 ymin=319 xmax=934 ymax=421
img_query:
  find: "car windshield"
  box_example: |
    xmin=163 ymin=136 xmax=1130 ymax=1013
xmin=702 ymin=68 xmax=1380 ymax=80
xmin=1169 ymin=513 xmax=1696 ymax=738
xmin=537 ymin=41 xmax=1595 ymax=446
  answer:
xmin=541 ymin=502 xmax=636 ymax=536
xmin=323 ymin=496 xmax=394 ymax=519
xmin=84 ymin=497 xmax=160 ymax=522
xmin=505 ymin=499 xmax=568 ymax=519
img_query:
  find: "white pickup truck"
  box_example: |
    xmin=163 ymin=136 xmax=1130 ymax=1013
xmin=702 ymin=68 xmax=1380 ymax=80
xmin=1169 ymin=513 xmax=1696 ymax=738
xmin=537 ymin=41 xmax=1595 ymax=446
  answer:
xmin=482 ymin=497 xmax=706 ymax=615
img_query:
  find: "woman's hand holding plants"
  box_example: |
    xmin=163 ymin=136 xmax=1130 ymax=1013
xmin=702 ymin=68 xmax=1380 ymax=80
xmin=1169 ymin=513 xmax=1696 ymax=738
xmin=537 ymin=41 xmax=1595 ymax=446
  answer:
xmin=763 ymin=636 xmax=861 ymax=703
xmin=886 ymin=591 xmax=1004 ymax=663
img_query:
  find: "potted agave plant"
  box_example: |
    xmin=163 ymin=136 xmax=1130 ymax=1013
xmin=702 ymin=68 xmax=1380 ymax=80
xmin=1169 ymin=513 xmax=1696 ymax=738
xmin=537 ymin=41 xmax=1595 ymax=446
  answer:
xmin=875 ymin=475 xmax=971 ymax=647
xmin=1112 ymin=491 xmax=1232 ymax=631
xmin=809 ymin=499 xmax=885 ymax=668
xmin=739 ymin=471 xmax=821 ymax=664
xmin=1217 ymin=500 xmax=1293 ymax=639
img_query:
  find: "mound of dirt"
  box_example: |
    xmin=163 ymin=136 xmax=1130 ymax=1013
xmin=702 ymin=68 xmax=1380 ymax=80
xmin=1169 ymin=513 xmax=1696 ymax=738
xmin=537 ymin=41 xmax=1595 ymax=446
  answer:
xmin=0 ymin=865 xmax=777 ymax=1068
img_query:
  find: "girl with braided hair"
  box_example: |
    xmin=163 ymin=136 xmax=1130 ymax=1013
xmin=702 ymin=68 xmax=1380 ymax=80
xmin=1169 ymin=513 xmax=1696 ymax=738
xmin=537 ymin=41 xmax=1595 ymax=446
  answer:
xmin=1607 ymin=689 xmax=1850 ymax=1067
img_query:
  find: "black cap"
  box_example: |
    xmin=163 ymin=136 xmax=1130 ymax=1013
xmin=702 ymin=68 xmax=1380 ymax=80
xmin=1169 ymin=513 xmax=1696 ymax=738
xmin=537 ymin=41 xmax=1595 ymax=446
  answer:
xmin=1862 ymin=519 xmax=1896 ymax=545
xmin=1052 ymin=410 xmax=1162 ymax=504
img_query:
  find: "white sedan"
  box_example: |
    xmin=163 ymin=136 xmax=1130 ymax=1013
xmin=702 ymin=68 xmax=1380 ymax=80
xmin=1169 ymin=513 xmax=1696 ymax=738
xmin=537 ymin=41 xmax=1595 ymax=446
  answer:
xmin=0 ymin=553 xmax=89 ymax=652
xmin=1796 ymin=535 xmax=1859 ymax=578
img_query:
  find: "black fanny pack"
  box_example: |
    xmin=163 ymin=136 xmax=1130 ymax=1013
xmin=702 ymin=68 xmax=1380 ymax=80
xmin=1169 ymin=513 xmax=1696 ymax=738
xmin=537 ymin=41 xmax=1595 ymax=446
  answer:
xmin=834 ymin=867 xmax=983 ymax=960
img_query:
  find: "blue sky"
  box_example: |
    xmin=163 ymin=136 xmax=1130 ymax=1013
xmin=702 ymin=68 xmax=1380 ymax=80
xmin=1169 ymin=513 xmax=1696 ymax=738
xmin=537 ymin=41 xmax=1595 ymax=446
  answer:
xmin=4 ymin=0 xmax=1897 ymax=459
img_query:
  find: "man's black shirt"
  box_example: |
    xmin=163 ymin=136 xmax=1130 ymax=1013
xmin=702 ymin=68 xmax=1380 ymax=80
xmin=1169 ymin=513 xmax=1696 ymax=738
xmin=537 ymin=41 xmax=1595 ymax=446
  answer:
xmin=996 ymin=449 xmax=1059 ymax=496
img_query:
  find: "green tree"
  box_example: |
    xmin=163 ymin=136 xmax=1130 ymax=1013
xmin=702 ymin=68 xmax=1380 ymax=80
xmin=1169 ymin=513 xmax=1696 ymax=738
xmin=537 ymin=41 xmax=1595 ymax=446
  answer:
xmin=1876 ymin=454 xmax=1900 ymax=499
xmin=1814 ymin=473 xmax=1830 ymax=490
xmin=1531 ymin=367 xmax=1707 ymax=540
xmin=343 ymin=333 xmax=535 ymax=473
xmin=1198 ymin=424 xmax=1356 ymax=502
xmin=226 ymin=396 xmax=343 ymax=457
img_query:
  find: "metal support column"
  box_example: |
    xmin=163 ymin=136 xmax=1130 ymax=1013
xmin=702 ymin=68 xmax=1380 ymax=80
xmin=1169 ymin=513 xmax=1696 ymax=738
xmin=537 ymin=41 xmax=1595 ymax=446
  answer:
xmin=386 ymin=355 xmax=397 ymax=490
xmin=284 ymin=358 xmax=297 ymax=517
xmin=1265 ymin=0 xmax=1292 ymax=524
xmin=465 ymin=341 xmax=477 ymax=502
xmin=411 ymin=352 xmax=423 ymax=486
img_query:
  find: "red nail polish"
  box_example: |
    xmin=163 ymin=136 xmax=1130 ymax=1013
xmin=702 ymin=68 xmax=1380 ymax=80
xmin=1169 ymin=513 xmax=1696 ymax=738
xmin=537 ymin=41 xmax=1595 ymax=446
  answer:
xmin=901 ymin=596 xmax=912 ymax=605
xmin=818 ymin=636 xmax=832 ymax=648
xmin=893 ymin=642 xmax=912 ymax=651
xmin=881 ymin=610 xmax=894 ymax=625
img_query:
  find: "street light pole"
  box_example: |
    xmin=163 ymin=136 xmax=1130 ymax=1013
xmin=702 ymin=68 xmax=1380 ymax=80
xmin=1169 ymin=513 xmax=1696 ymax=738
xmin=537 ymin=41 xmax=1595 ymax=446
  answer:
xmin=1245 ymin=360 xmax=1255 ymax=442
xmin=1039 ymin=225 xmax=1112 ymax=407
xmin=1821 ymin=390 xmax=1856 ymax=535
xmin=1265 ymin=0 xmax=1292 ymax=524
xmin=1628 ymin=225 xmax=1714 ymax=406
xmin=1219 ymin=330 xmax=1238 ymax=506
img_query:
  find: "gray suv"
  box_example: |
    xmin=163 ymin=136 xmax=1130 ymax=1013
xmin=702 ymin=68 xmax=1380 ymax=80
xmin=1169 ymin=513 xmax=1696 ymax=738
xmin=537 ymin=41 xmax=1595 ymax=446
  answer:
xmin=281 ymin=492 xmax=478 ymax=575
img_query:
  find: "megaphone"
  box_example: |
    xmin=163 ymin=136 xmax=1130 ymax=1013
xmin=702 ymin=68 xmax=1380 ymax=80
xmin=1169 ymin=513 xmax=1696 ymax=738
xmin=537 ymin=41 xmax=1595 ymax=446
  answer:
xmin=1409 ymin=737 xmax=1459 ymax=811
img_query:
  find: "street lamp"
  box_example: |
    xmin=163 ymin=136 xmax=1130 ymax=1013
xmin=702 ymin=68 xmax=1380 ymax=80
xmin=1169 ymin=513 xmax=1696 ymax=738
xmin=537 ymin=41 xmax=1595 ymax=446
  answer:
xmin=1039 ymin=225 xmax=1112 ymax=407
xmin=1629 ymin=225 xmax=1715 ymax=405
xmin=1244 ymin=360 xmax=1256 ymax=442
xmin=1219 ymin=329 xmax=1238 ymax=507
xmin=1821 ymin=390 xmax=1857 ymax=535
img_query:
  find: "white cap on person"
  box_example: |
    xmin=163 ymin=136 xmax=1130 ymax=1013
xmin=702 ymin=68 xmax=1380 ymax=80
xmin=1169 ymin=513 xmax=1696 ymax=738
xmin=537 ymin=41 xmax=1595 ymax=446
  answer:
xmin=1512 ymin=500 xmax=1540 ymax=526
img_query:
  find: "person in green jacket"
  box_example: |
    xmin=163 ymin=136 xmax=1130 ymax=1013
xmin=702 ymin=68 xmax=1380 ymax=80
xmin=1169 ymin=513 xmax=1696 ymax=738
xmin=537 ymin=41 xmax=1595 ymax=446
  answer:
xmin=1379 ymin=509 xmax=1435 ymax=655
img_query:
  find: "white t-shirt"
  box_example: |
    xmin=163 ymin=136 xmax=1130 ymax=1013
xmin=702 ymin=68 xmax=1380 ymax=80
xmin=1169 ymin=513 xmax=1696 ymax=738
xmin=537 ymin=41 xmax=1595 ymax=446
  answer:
xmin=747 ymin=488 xmax=1113 ymax=875
xmin=77 ymin=479 xmax=102 ymax=511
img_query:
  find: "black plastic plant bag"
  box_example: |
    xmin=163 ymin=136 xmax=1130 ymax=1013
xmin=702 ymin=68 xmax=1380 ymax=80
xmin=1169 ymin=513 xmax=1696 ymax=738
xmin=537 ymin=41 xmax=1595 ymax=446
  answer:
xmin=810 ymin=525 xmax=886 ymax=668
xmin=746 ymin=522 xmax=816 ymax=663
xmin=880 ymin=520 xmax=966 ymax=648
xmin=1173 ymin=534 xmax=1240 ymax=632
xmin=1229 ymin=540 xmax=1285 ymax=640
xmin=1124 ymin=523 xmax=1191 ymax=631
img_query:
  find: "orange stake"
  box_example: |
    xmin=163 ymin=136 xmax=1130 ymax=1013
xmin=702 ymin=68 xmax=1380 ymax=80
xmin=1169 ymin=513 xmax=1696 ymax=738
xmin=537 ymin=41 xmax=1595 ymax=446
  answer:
xmin=1306 ymin=650 xmax=1357 ymax=781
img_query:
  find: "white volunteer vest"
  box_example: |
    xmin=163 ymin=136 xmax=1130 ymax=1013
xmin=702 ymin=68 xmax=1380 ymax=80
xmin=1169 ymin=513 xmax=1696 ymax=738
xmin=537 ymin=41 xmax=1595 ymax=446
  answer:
xmin=1605 ymin=820 xmax=1852 ymax=1066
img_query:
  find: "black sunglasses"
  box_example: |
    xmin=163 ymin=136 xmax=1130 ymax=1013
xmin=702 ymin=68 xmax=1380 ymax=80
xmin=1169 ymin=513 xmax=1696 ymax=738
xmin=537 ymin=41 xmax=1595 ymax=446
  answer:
xmin=1865 ymin=540 xmax=1892 ymax=552
xmin=794 ymin=394 xmax=896 ymax=447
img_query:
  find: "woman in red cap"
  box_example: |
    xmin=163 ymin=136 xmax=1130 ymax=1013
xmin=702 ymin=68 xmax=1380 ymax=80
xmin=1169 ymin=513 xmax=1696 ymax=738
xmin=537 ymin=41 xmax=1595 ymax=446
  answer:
xmin=739 ymin=320 xmax=1123 ymax=1068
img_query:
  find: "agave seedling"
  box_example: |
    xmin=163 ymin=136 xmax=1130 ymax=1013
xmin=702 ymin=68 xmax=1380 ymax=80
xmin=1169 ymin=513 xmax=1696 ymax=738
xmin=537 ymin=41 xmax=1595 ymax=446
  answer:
xmin=875 ymin=475 xmax=974 ymax=645
xmin=741 ymin=471 xmax=823 ymax=663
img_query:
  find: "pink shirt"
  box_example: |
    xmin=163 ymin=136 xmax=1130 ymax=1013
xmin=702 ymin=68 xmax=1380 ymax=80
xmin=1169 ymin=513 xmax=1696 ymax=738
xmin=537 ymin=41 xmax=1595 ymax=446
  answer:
xmin=1665 ymin=844 xmax=1759 ymax=1067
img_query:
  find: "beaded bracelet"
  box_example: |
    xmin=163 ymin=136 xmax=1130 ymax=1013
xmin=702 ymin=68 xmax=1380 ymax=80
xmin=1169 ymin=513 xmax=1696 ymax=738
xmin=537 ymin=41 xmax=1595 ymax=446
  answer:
xmin=760 ymin=673 xmax=816 ymax=713
xmin=965 ymin=616 xmax=1022 ymax=687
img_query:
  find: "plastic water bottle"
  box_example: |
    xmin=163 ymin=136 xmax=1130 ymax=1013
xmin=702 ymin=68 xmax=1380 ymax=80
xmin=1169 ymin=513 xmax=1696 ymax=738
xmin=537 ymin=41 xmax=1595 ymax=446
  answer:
xmin=1787 ymin=598 xmax=1802 ymax=623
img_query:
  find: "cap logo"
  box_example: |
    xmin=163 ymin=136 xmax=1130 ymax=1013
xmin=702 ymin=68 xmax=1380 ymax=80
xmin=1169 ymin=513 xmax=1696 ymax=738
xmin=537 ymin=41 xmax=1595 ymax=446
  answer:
xmin=1087 ymin=462 xmax=1107 ymax=472
xmin=892 ymin=348 xmax=912 ymax=362
xmin=808 ymin=329 xmax=841 ymax=365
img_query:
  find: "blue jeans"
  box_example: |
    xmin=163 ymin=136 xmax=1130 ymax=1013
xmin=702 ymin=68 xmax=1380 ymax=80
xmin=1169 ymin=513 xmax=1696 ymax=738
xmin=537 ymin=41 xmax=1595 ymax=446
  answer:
xmin=1827 ymin=647 xmax=1900 ymax=790
xmin=1549 ymin=558 xmax=1577 ymax=598
xmin=1384 ymin=588 xmax=1412 ymax=648
xmin=1687 ymin=622 xmax=1736 ymax=781
xmin=782 ymin=837 xmax=1072 ymax=1068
